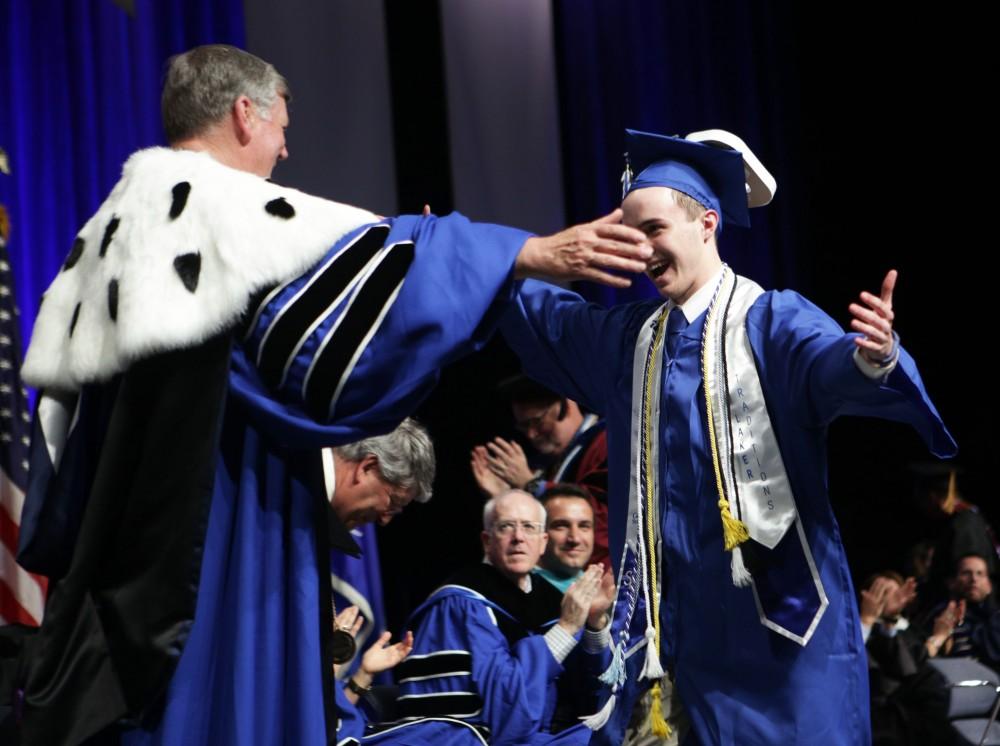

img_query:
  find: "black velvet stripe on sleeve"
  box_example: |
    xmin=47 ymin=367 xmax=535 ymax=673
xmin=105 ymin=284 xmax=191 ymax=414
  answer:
xmin=303 ymin=242 xmax=414 ymax=421
xmin=396 ymin=692 xmax=484 ymax=720
xmin=395 ymin=652 xmax=472 ymax=683
xmin=255 ymin=224 xmax=389 ymax=389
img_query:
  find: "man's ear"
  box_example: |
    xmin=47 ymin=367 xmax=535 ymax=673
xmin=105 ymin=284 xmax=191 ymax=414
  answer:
xmin=702 ymin=209 xmax=719 ymax=242
xmin=233 ymin=95 xmax=255 ymax=145
xmin=351 ymin=453 xmax=379 ymax=484
xmin=481 ymin=530 xmax=492 ymax=555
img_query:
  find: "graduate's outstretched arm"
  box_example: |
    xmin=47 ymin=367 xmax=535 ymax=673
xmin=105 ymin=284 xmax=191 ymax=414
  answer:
xmin=516 ymin=209 xmax=652 ymax=288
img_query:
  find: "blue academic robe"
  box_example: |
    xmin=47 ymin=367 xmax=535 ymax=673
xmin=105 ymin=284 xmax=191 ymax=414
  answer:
xmin=18 ymin=213 xmax=529 ymax=746
xmin=501 ymin=280 xmax=956 ymax=746
xmin=367 ymin=577 xmax=595 ymax=746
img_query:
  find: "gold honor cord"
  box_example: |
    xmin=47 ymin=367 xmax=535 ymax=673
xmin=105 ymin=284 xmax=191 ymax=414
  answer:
xmin=701 ymin=276 xmax=750 ymax=552
xmin=642 ymin=307 xmax=671 ymax=738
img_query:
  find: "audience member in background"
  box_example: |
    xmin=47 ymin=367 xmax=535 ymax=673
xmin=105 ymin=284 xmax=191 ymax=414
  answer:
xmin=924 ymin=554 xmax=1000 ymax=672
xmin=533 ymin=484 xmax=595 ymax=593
xmin=471 ymin=376 xmax=610 ymax=567
xmin=913 ymin=465 xmax=999 ymax=612
xmin=860 ymin=572 xmax=950 ymax=746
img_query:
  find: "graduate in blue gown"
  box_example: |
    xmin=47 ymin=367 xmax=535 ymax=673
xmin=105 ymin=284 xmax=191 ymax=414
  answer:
xmin=501 ymin=129 xmax=957 ymax=745
xmin=11 ymin=46 xmax=653 ymax=746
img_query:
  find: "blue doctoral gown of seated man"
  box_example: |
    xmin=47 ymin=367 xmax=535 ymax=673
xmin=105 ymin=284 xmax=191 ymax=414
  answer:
xmin=501 ymin=277 xmax=956 ymax=746
xmin=363 ymin=563 xmax=601 ymax=746
xmin=16 ymin=145 xmax=534 ymax=746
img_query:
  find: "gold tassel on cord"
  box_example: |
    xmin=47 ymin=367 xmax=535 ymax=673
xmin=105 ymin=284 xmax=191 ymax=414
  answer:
xmin=648 ymin=681 xmax=672 ymax=738
xmin=718 ymin=498 xmax=750 ymax=551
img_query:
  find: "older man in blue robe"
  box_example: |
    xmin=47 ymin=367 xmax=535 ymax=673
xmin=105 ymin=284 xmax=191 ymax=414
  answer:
xmin=501 ymin=129 xmax=957 ymax=745
xmin=10 ymin=46 xmax=651 ymax=746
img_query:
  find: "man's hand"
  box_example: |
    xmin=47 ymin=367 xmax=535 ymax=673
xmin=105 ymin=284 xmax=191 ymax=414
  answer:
xmin=849 ymin=269 xmax=897 ymax=365
xmin=558 ymin=565 xmax=603 ymax=635
xmin=359 ymin=630 xmax=415 ymax=679
xmin=859 ymin=577 xmax=890 ymax=627
xmin=485 ymin=438 xmax=535 ymax=489
xmin=470 ymin=446 xmax=512 ymax=498
xmin=927 ymin=599 xmax=965 ymax=657
xmin=586 ymin=566 xmax=616 ymax=630
xmin=884 ymin=576 xmax=917 ymax=619
xmin=516 ymin=209 xmax=652 ymax=288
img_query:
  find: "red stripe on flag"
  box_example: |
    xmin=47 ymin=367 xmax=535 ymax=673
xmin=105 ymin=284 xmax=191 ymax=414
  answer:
xmin=0 ymin=501 xmax=23 ymax=555
xmin=0 ymin=496 xmax=49 ymax=596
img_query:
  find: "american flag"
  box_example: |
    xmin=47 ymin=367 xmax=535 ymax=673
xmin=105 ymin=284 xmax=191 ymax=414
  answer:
xmin=0 ymin=207 xmax=46 ymax=626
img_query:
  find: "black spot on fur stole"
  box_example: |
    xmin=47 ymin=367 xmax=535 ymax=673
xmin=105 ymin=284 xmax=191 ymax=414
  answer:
xmin=68 ymin=302 xmax=81 ymax=337
xmin=173 ymin=253 xmax=202 ymax=293
xmin=170 ymin=182 xmax=191 ymax=220
xmin=63 ymin=237 xmax=85 ymax=271
xmin=108 ymin=279 xmax=119 ymax=321
xmin=265 ymin=197 xmax=295 ymax=219
xmin=99 ymin=216 xmax=120 ymax=258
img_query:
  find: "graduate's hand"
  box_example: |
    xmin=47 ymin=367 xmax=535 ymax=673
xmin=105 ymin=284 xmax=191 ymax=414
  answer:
xmin=485 ymin=438 xmax=535 ymax=489
xmin=515 ymin=209 xmax=652 ymax=288
xmin=585 ymin=566 xmax=616 ymax=630
xmin=558 ymin=564 xmax=603 ymax=634
xmin=470 ymin=445 xmax=511 ymax=498
xmin=849 ymin=269 xmax=897 ymax=365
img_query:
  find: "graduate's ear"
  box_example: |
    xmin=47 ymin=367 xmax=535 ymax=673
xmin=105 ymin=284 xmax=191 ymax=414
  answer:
xmin=701 ymin=209 xmax=719 ymax=242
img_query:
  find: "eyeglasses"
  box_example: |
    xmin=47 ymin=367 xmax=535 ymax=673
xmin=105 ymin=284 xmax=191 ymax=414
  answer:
xmin=514 ymin=401 xmax=559 ymax=434
xmin=380 ymin=479 xmax=412 ymax=514
xmin=492 ymin=520 xmax=544 ymax=537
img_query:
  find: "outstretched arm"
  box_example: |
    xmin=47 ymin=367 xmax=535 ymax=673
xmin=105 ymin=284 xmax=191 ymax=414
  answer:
xmin=516 ymin=209 xmax=651 ymax=288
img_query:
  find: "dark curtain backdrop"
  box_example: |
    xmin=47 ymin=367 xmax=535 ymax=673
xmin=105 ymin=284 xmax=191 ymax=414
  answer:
xmin=0 ymin=0 xmax=244 ymax=357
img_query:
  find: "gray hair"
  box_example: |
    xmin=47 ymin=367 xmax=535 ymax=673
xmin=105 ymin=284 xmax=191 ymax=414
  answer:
xmin=333 ymin=418 xmax=435 ymax=503
xmin=482 ymin=490 xmax=546 ymax=530
xmin=162 ymin=44 xmax=290 ymax=143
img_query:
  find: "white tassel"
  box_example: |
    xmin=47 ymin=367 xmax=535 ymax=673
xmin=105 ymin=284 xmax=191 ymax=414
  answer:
xmin=582 ymin=693 xmax=616 ymax=731
xmin=730 ymin=545 xmax=752 ymax=587
xmin=638 ymin=627 xmax=665 ymax=680
xmin=599 ymin=642 xmax=625 ymax=686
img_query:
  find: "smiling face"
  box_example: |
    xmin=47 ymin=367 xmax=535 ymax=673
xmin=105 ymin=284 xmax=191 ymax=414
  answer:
xmin=541 ymin=496 xmax=594 ymax=577
xmin=622 ymin=186 xmax=721 ymax=305
xmin=482 ymin=492 xmax=547 ymax=586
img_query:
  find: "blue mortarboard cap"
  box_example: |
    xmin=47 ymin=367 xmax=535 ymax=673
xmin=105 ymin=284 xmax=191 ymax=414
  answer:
xmin=622 ymin=129 xmax=775 ymax=229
